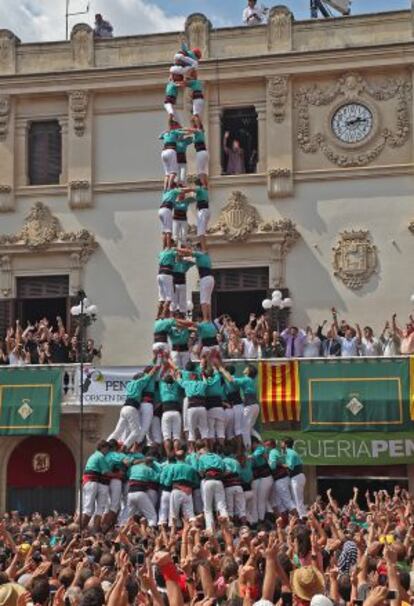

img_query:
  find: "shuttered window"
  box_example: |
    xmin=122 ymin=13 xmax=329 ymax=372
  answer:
xmin=0 ymin=299 xmax=14 ymax=340
xmin=212 ymin=267 xmax=268 ymax=291
xmin=28 ymin=121 xmax=62 ymax=185
xmin=16 ymin=276 xmax=69 ymax=299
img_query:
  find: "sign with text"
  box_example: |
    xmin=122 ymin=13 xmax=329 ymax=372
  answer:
xmin=79 ymin=367 xmax=144 ymax=405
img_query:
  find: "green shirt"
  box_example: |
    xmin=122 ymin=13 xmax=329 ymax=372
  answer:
xmin=223 ymin=456 xmax=241 ymax=478
xmin=197 ymin=321 xmax=217 ymax=340
xmin=105 ymin=451 xmax=127 ymax=472
xmin=239 ymin=460 xmax=253 ymax=485
xmin=251 ymin=445 xmax=268 ymax=470
xmin=206 ymin=371 xmax=226 ymax=399
xmin=173 ymin=259 xmax=193 ymax=276
xmin=128 ymin=463 xmax=159 ymax=483
xmin=195 ymin=186 xmax=209 ymax=204
xmin=178 ymin=377 xmax=207 ymax=398
xmin=160 ymin=129 xmax=181 ymax=146
xmin=160 ymin=464 xmax=175 ymax=490
xmin=85 ymin=450 xmax=110 ymax=475
xmin=268 ymin=448 xmax=283 ymax=471
xmin=126 ymin=374 xmax=151 ymax=401
xmin=161 ymin=188 xmax=180 ymax=207
xmin=193 ymin=251 xmax=212 ymax=269
xmin=170 ymin=461 xmax=199 ymax=486
xmin=154 ymin=318 xmax=176 ymax=336
xmin=159 ymin=380 xmax=183 ymax=404
xmin=176 ymin=137 xmax=193 ymax=154
xmin=285 ymin=448 xmax=303 ymax=470
xmin=193 ymin=130 xmax=206 ymax=145
xmin=233 ymin=376 xmax=257 ymax=397
xmin=198 ymin=452 xmax=225 ymax=474
xmin=165 ymin=81 xmax=178 ymax=98
xmin=187 ymin=79 xmax=203 ymax=93
xmin=173 ymin=198 xmax=191 ymax=215
xmin=159 ymin=248 xmax=176 ymax=268
xmin=170 ymin=326 xmax=190 ymax=346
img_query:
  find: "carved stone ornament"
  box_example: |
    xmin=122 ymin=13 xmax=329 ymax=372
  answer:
xmin=70 ymin=23 xmax=94 ymax=69
xmin=0 ymin=30 xmax=20 ymax=74
xmin=69 ymin=91 xmax=89 ymax=137
xmin=409 ymin=221 xmax=414 ymax=235
xmin=268 ymin=76 xmax=289 ymax=123
xmin=332 ymin=230 xmax=378 ymax=290
xmin=68 ymin=180 xmax=92 ymax=209
xmin=208 ymin=190 xmax=300 ymax=247
xmin=267 ymin=168 xmax=293 ymax=198
xmin=0 ymin=201 xmax=97 ymax=261
xmin=184 ymin=13 xmax=211 ymax=60
xmin=0 ymin=185 xmax=13 ymax=212
xmin=294 ymin=71 xmax=412 ymax=167
xmin=0 ymin=95 xmax=10 ymax=140
xmin=267 ymin=6 xmax=293 ymax=52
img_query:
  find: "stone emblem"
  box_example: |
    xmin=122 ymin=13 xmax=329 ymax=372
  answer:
xmin=33 ymin=453 xmax=50 ymax=473
xmin=332 ymin=230 xmax=377 ymax=290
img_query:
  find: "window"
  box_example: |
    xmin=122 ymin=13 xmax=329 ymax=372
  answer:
xmin=16 ymin=275 xmax=70 ymax=331
xmin=28 ymin=121 xmax=62 ymax=185
xmin=221 ymin=107 xmax=258 ymax=175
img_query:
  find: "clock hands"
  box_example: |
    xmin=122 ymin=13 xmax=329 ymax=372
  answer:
xmin=346 ymin=117 xmax=368 ymax=126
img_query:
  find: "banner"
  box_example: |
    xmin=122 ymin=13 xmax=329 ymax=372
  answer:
xmin=0 ymin=368 xmax=61 ymax=435
xmin=262 ymin=430 xmax=414 ymax=466
xmin=259 ymin=361 xmax=300 ymax=422
xmin=299 ymin=358 xmax=411 ymax=432
xmin=81 ymin=367 xmax=143 ymax=405
xmin=410 ymin=357 xmax=414 ymax=420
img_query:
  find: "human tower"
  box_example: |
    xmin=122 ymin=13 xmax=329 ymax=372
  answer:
xmin=80 ymin=42 xmax=307 ymax=534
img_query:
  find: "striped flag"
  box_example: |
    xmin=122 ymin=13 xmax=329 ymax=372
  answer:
xmin=259 ymin=361 xmax=300 ymax=423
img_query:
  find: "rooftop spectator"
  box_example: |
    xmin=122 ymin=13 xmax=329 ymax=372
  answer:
xmin=94 ymin=14 xmax=114 ymax=38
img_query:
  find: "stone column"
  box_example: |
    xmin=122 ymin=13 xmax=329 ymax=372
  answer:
xmin=185 ymin=14 xmax=212 ymax=59
xmin=256 ymin=102 xmax=267 ymax=174
xmin=209 ymin=106 xmax=222 ymax=177
xmin=70 ymin=24 xmax=94 ymax=69
xmin=266 ymin=75 xmax=294 ymax=198
xmin=0 ymin=95 xmax=15 ymax=212
xmin=67 ymin=90 xmax=93 ymax=209
xmin=0 ymin=30 xmax=20 ymax=75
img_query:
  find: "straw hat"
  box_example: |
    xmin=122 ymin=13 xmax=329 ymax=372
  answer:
xmin=291 ymin=566 xmax=325 ymax=601
xmin=0 ymin=583 xmax=26 ymax=606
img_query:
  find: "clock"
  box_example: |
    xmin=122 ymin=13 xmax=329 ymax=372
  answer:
xmin=331 ymin=103 xmax=374 ymax=144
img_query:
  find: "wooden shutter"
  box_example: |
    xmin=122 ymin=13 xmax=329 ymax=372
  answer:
xmin=212 ymin=267 xmax=268 ymax=291
xmin=28 ymin=121 xmax=62 ymax=185
xmin=17 ymin=275 xmax=69 ymax=299
xmin=0 ymin=299 xmax=14 ymax=342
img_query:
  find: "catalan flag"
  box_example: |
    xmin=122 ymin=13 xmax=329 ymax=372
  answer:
xmin=259 ymin=361 xmax=300 ymax=423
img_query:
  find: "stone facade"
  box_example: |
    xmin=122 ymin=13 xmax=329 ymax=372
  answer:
xmin=0 ymin=9 xmax=413 ymax=366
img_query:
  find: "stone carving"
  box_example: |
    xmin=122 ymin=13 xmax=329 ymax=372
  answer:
xmin=267 ymin=168 xmax=293 ymax=198
xmin=0 ymin=185 xmax=13 ymax=212
xmin=409 ymin=221 xmax=414 ymax=235
xmin=71 ymin=24 xmax=94 ymax=69
xmin=294 ymin=71 xmax=412 ymax=167
xmin=267 ymin=6 xmax=293 ymax=52
xmin=332 ymin=230 xmax=377 ymax=290
xmin=69 ymin=91 xmax=89 ymax=137
xmin=208 ymin=191 xmax=300 ymax=244
xmin=68 ymin=180 xmax=92 ymax=209
xmin=268 ymin=76 xmax=289 ymax=123
xmin=185 ymin=13 xmax=211 ymax=59
xmin=0 ymin=30 xmax=20 ymax=74
xmin=0 ymin=201 xmax=97 ymax=262
xmin=0 ymin=95 xmax=10 ymax=139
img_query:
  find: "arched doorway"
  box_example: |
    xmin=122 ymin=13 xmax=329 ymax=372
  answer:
xmin=7 ymin=436 xmax=76 ymax=515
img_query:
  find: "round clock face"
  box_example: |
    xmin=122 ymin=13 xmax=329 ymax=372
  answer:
xmin=331 ymin=103 xmax=374 ymax=144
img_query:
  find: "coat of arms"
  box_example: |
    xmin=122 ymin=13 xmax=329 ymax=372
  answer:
xmin=33 ymin=453 xmax=50 ymax=473
xmin=332 ymin=230 xmax=377 ymax=290
xmin=208 ymin=191 xmax=261 ymax=241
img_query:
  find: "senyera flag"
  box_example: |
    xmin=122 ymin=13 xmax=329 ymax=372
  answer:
xmin=259 ymin=361 xmax=300 ymax=423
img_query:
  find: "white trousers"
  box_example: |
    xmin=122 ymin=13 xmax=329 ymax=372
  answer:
xmin=158 ymin=490 xmax=171 ymax=525
xmin=108 ymin=405 xmax=141 ymax=449
xmin=148 ymin=415 xmax=162 ymax=445
xmin=242 ymin=403 xmax=260 ymax=449
xmin=193 ymin=487 xmax=203 ymax=514
xmin=107 ymin=478 xmax=123 ymax=513
xmin=82 ymin=481 xmax=108 ymax=517
xmin=118 ymin=483 xmax=130 ymax=525
xmin=197 ymin=208 xmax=211 ymax=236
xmin=224 ymin=408 xmax=235 ymax=439
xmin=291 ymin=473 xmax=307 ymax=518
xmin=172 ymin=283 xmax=187 ymax=314
xmin=196 ymin=149 xmax=209 ymax=176
xmin=138 ymin=402 xmax=154 ymax=444
xmin=233 ymin=404 xmax=244 ymax=437
xmin=147 ymin=488 xmax=158 ymax=509
xmin=174 ymin=52 xmax=198 ymax=70
xmin=207 ymin=407 xmax=225 ymax=440
xmin=164 ymin=102 xmax=180 ymax=123
xmin=193 ymin=98 xmax=204 ymax=116
xmin=178 ymin=163 xmax=187 ymax=184
xmin=188 ymin=406 xmax=209 ymax=441
xmin=225 ymin=485 xmax=246 ymax=518
xmin=173 ymin=220 xmax=188 ymax=245
xmin=202 ymin=479 xmax=228 ymax=530
xmin=158 ymin=207 xmax=173 ymax=233
xmin=252 ymin=475 xmax=274 ymax=522
xmin=161 ymin=148 xmax=178 ymax=175
xmin=272 ymin=476 xmax=295 ymax=514
xmin=200 ymin=275 xmax=215 ymax=306
xmin=171 ymin=349 xmax=190 ymax=370
xmin=244 ymin=489 xmax=257 ymax=524
xmin=127 ymin=491 xmax=157 ymax=526
xmin=169 ymin=489 xmax=195 ymax=525
xmin=161 ymin=410 xmax=182 ymax=441
xmin=158 ymin=274 xmax=174 ymax=302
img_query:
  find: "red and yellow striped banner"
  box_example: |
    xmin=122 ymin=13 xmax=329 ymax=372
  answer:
xmin=259 ymin=360 xmax=300 ymax=423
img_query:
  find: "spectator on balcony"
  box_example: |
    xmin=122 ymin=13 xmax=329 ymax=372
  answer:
xmin=281 ymin=326 xmax=306 ymax=358
xmin=359 ymin=325 xmax=382 ymax=357
xmin=223 ymin=131 xmax=245 ymax=175
xmin=317 ymin=322 xmax=341 ymax=357
xmin=396 ymin=315 xmax=414 ymax=355
xmin=379 ymin=316 xmax=401 ymax=356
xmin=303 ymin=326 xmax=321 ymax=358
xmin=226 ymin=333 xmax=244 ymax=359
xmin=260 ymin=330 xmax=285 ymax=358
xmin=0 ymin=338 xmax=8 ymax=365
xmin=85 ymin=339 xmax=102 ymax=364
xmin=332 ymin=309 xmax=360 ymax=357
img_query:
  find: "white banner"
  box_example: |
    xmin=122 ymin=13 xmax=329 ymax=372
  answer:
xmin=79 ymin=367 xmax=144 ymax=405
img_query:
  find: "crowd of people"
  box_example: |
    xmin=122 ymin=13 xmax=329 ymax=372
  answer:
xmin=0 ymin=487 xmax=412 ymax=606
xmin=0 ymin=318 xmax=102 ymax=366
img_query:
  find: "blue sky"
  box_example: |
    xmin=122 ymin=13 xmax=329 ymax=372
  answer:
xmin=0 ymin=0 xmax=410 ymax=42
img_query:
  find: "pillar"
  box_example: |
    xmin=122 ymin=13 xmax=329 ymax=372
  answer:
xmin=256 ymin=102 xmax=267 ymax=174
xmin=0 ymin=95 xmax=15 ymax=212
xmin=209 ymin=106 xmax=222 ymax=177
xmin=67 ymin=91 xmax=93 ymax=209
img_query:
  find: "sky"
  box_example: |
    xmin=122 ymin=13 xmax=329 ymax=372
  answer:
xmin=0 ymin=0 xmax=410 ymax=43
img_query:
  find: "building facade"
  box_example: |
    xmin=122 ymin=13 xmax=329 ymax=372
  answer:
xmin=0 ymin=8 xmax=414 ymax=511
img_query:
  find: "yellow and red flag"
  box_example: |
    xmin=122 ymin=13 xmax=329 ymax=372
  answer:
xmin=259 ymin=360 xmax=300 ymax=423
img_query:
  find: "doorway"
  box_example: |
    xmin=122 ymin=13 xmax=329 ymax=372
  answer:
xmin=7 ymin=436 xmax=76 ymax=515
xmin=16 ymin=275 xmax=70 ymax=330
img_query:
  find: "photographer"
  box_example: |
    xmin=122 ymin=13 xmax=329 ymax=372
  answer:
xmin=242 ymin=0 xmax=268 ymax=26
